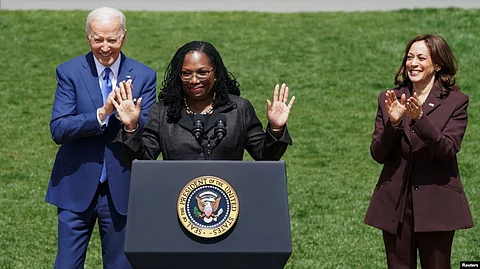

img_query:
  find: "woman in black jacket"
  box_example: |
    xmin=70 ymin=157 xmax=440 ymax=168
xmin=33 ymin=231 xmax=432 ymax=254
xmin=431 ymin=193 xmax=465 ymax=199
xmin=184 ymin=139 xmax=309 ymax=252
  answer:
xmin=113 ymin=40 xmax=295 ymax=162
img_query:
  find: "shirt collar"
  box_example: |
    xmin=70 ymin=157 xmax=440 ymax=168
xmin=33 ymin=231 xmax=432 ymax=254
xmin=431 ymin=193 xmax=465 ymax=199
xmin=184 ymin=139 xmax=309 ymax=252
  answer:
xmin=93 ymin=54 xmax=121 ymax=79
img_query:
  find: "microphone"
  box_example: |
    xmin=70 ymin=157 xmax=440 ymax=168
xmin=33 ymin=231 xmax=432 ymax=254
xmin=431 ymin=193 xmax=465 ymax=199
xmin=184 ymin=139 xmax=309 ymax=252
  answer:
xmin=214 ymin=115 xmax=227 ymax=141
xmin=209 ymin=114 xmax=227 ymax=155
xmin=192 ymin=117 xmax=204 ymax=142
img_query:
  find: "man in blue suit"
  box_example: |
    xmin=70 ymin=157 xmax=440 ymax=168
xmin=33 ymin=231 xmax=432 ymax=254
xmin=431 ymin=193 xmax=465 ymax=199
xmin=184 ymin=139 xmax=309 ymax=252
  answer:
xmin=46 ymin=7 xmax=157 ymax=269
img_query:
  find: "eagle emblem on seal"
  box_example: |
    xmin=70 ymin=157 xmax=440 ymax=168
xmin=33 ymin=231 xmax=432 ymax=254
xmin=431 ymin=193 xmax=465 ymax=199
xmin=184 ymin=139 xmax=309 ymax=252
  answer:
xmin=195 ymin=191 xmax=224 ymax=223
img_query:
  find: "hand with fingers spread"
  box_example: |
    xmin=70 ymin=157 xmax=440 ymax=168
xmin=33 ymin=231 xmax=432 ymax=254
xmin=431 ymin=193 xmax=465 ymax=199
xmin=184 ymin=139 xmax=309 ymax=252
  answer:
xmin=111 ymin=80 xmax=143 ymax=130
xmin=267 ymin=83 xmax=296 ymax=129
xmin=385 ymin=90 xmax=406 ymax=125
xmin=406 ymin=92 xmax=423 ymax=120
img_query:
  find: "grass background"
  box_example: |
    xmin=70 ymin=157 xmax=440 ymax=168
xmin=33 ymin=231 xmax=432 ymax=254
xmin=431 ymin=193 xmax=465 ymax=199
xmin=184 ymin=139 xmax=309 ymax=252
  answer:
xmin=1 ymin=8 xmax=479 ymax=268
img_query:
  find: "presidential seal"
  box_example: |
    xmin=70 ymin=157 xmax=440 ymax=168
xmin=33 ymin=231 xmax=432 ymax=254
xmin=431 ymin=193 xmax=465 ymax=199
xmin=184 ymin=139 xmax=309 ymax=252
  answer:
xmin=177 ymin=176 xmax=239 ymax=238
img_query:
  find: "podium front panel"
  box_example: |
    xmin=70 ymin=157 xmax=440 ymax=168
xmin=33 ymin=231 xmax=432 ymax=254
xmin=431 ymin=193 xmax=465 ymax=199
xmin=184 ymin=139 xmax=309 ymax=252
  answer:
xmin=125 ymin=160 xmax=292 ymax=269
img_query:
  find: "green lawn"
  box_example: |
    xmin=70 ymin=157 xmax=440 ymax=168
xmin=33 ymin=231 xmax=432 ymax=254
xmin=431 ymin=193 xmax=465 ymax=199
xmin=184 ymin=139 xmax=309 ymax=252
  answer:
xmin=1 ymin=8 xmax=479 ymax=269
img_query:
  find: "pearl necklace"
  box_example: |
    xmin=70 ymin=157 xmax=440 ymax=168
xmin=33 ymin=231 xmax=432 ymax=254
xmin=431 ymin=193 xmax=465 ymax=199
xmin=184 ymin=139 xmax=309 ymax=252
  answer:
xmin=184 ymin=97 xmax=214 ymax=115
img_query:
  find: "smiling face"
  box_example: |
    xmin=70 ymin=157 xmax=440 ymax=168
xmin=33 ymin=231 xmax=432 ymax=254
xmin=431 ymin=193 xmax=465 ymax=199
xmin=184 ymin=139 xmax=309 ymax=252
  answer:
xmin=87 ymin=17 xmax=126 ymax=67
xmin=406 ymin=40 xmax=438 ymax=87
xmin=181 ymin=51 xmax=215 ymax=102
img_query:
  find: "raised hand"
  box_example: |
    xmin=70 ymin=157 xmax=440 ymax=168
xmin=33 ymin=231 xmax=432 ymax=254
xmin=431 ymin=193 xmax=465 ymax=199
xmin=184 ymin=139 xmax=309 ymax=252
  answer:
xmin=266 ymin=83 xmax=296 ymax=129
xmin=385 ymin=90 xmax=405 ymax=125
xmin=111 ymin=80 xmax=142 ymax=130
xmin=406 ymin=92 xmax=423 ymax=120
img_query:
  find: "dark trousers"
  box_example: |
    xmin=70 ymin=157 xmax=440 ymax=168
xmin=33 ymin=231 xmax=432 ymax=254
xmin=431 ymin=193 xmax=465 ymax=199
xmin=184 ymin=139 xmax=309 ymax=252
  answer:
xmin=382 ymin=191 xmax=455 ymax=269
xmin=54 ymin=182 xmax=132 ymax=269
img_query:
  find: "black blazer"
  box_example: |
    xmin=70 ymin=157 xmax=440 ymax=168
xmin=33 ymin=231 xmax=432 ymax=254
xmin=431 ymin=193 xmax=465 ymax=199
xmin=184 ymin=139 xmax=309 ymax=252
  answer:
xmin=116 ymin=94 xmax=292 ymax=162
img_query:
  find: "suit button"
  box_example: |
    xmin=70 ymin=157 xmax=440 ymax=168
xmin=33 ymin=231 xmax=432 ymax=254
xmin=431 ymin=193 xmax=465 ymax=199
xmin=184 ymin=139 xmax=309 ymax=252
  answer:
xmin=385 ymin=141 xmax=390 ymax=146
xmin=100 ymin=159 xmax=104 ymax=164
xmin=414 ymin=185 xmax=419 ymax=191
xmin=199 ymin=153 xmax=204 ymax=159
xmin=425 ymin=139 xmax=431 ymax=144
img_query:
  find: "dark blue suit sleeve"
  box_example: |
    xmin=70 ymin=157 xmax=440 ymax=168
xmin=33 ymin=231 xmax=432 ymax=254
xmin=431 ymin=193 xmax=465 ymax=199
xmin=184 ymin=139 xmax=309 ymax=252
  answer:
xmin=50 ymin=65 xmax=102 ymax=145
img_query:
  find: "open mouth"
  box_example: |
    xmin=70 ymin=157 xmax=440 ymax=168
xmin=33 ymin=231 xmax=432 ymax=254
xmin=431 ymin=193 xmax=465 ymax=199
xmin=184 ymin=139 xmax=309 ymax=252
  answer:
xmin=409 ymin=70 xmax=421 ymax=76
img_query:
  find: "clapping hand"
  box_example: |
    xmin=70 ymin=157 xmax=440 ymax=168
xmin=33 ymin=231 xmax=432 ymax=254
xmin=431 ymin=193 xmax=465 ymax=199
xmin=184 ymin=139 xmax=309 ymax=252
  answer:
xmin=267 ymin=83 xmax=296 ymax=129
xmin=385 ymin=90 xmax=405 ymax=125
xmin=406 ymin=92 xmax=423 ymax=120
xmin=111 ymin=80 xmax=143 ymax=130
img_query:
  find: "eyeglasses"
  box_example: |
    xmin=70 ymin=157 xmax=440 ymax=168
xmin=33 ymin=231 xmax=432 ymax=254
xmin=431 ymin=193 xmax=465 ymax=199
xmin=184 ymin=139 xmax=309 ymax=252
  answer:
xmin=180 ymin=69 xmax=214 ymax=82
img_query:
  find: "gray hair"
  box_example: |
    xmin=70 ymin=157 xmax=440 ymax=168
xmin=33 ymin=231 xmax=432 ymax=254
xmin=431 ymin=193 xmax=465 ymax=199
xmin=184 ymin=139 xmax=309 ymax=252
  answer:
xmin=86 ymin=7 xmax=126 ymax=36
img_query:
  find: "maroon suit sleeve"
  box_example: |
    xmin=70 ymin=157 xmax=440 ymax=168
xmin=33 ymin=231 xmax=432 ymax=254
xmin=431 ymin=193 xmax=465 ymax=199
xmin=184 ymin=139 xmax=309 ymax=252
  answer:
xmin=411 ymin=94 xmax=468 ymax=162
xmin=370 ymin=91 xmax=404 ymax=164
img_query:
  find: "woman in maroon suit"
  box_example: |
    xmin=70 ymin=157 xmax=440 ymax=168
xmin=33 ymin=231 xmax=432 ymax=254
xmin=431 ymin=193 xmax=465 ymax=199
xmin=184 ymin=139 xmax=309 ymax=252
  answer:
xmin=364 ymin=34 xmax=474 ymax=269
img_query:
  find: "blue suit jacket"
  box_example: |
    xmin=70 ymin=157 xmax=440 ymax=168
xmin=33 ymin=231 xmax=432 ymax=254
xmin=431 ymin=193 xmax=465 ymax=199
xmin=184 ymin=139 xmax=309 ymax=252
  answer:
xmin=46 ymin=52 xmax=157 ymax=215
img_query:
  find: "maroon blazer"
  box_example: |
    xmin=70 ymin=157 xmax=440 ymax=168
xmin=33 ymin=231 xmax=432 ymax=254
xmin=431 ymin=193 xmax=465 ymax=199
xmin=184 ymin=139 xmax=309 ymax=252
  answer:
xmin=364 ymin=82 xmax=474 ymax=235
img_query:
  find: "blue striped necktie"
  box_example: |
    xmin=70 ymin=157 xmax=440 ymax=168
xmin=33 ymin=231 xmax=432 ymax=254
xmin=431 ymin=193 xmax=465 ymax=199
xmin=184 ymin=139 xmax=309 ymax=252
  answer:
xmin=100 ymin=68 xmax=111 ymax=183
